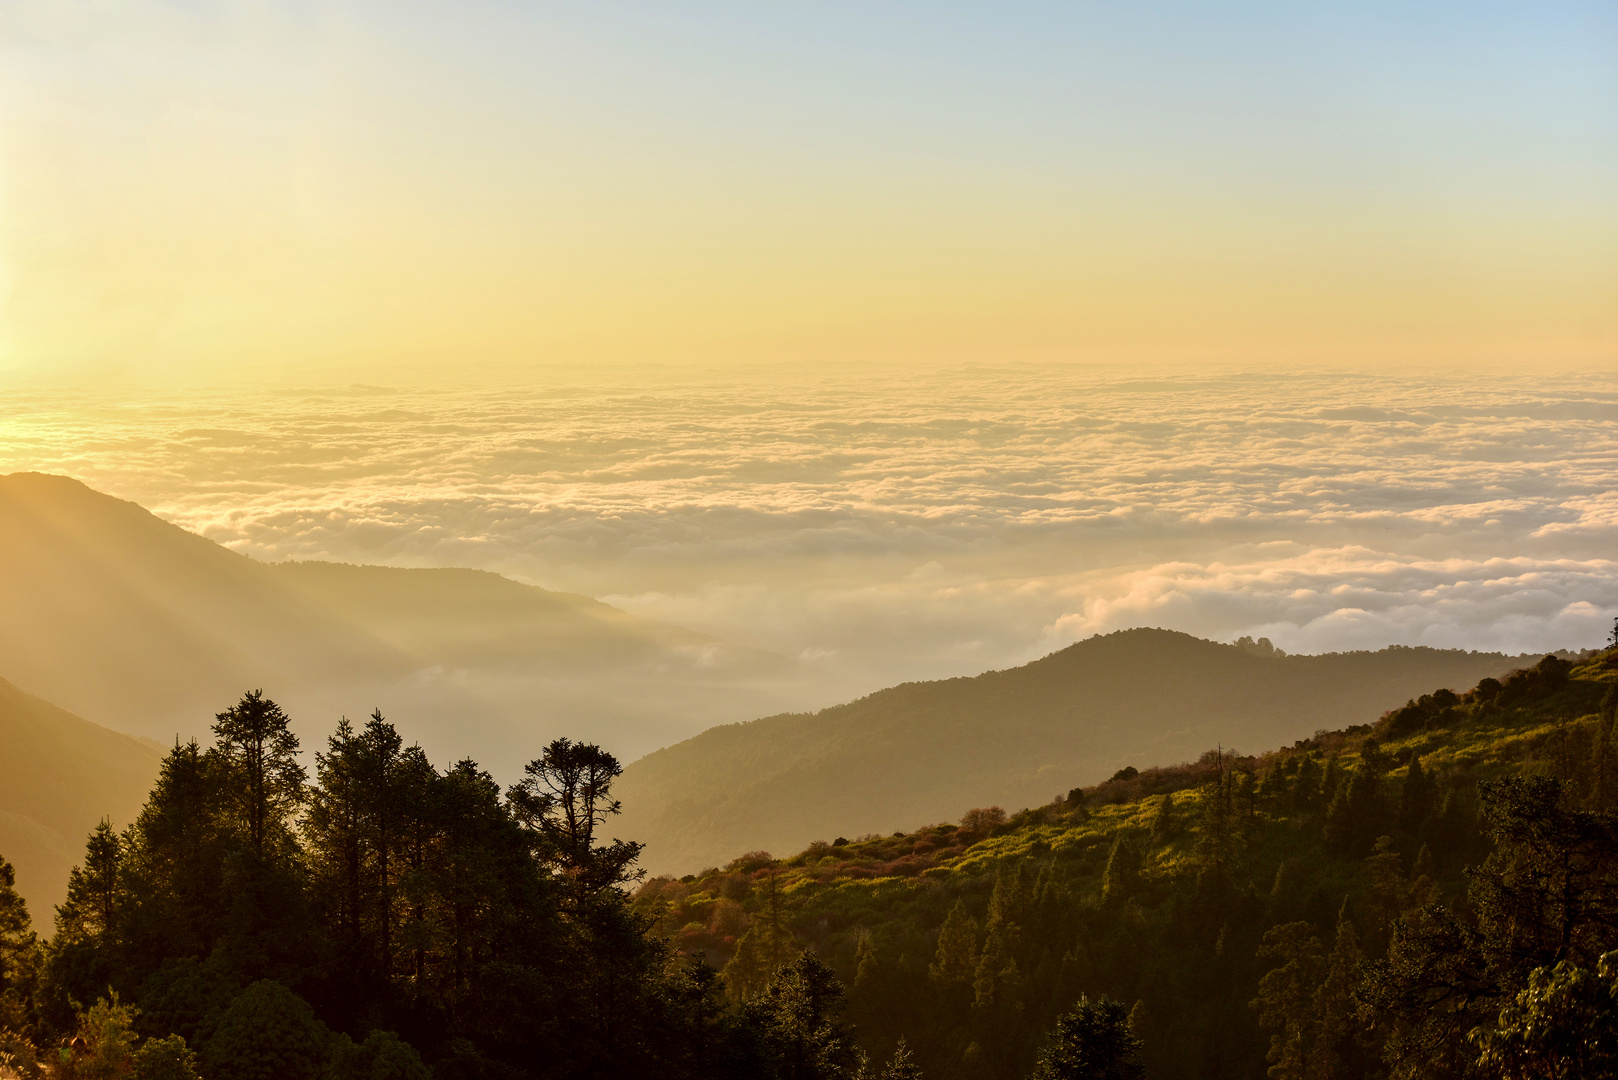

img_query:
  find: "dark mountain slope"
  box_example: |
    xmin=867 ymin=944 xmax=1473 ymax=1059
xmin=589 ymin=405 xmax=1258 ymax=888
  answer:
xmin=0 ymin=674 xmax=160 ymax=914
xmin=616 ymin=628 xmax=1539 ymax=874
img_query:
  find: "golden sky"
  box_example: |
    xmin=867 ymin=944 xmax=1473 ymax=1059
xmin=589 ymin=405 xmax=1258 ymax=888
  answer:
xmin=1 ymin=2 xmax=1615 ymax=382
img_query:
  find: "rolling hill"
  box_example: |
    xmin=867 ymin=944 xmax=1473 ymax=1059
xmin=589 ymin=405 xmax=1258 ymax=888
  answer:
xmin=0 ymin=472 xmax=818 ymax=770
xmin=0 ymin=673 xmax=161 ymax=915
xmin=614 ymin=628 xmax=1546 ymax=875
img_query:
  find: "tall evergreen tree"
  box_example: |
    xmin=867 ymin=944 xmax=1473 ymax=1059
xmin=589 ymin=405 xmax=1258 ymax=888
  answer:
xmin=211 ymin=691 xmax=306 ymax=861
xmin=508 ymin=738 xmax=643 ymax=905
xmin=1029 ymin=996 xmax=1144 ymax=1080
xmin=57 ymin=821 xmax=122 ymax=944
xmin=1252 ymin=923 xmax=1324 ymax=1080
xmin=0 ymin=856 xmax=37 ymax=1036
xmin=929 ymin=901 xmax=978 ymax=988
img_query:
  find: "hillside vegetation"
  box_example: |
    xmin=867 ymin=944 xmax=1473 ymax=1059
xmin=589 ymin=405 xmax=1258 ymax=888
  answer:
xmin=618 ymin=629 xmax=1544 ymax=875
xmin=632 ymin=646 xmax=1618 ymax=1080
xmin=2 ymin=646 xmax=1616 ymax=1080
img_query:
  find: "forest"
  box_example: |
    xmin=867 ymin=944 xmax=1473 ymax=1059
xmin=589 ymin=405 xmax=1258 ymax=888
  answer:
xmin=2 ymin=646 xmax=1618 ymax=1080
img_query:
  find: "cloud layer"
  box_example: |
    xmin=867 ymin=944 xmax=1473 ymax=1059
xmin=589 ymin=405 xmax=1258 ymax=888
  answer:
xmin=3 ymin=365 xmax=1615 ymax=704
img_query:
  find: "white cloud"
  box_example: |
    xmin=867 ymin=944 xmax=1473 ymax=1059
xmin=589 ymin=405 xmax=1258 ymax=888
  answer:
xmin=2 ymin=365 xmax=1616 ymax=703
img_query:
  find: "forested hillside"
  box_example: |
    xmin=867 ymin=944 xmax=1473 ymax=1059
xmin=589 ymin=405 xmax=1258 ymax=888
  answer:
xmin=633 ymin=646 xmax=1618 ymax=1080
xmin=0 ymin=695 xmax=881 ymax=1080
xmin=3 ymin=647 xmax=1615 ymax=1080
xmin=618 ymin=629 xmax=1542 ymax=875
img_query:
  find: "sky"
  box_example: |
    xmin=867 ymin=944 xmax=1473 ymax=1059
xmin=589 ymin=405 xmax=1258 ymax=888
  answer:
xmin=0 ymin=1 xmax=1614 ymax=380
xmin=0 ymin=4 xmax=1615 ymax=722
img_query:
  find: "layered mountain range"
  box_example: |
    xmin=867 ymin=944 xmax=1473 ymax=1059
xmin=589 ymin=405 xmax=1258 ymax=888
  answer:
xmin=0 ymin=472 xmax=813 ymax=770
xmin=0 ymin=471 xmax=1562 ymax=905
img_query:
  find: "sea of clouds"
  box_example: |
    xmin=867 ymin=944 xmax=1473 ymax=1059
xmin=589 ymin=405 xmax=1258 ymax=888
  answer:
xmin=3 ymin=365 xmax=1615 ymax=705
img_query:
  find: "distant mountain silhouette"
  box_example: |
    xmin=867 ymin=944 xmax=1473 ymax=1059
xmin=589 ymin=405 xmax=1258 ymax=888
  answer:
xmin=0 ymin=673 xmax=160 ymax=914
xmin=0 ymin=473 xmax=817 ymax=768
xmin=615 ymin=628 xmax=1545 ymax=875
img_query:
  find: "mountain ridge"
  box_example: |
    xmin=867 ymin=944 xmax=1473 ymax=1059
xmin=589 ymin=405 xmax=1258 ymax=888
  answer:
xmin=0 ymin=472 xmax=822 ymax=766
xmin=615 ymin=628 xmax=1547 ymax=875
xmin=0 ymin=672 xmax=161 ymax=914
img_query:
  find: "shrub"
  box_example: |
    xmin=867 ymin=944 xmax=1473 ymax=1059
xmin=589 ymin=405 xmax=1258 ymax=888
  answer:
xmin=328 ymin=1031 xmax=429 ymax=1080
xmin=960 ymin=808 xmax=1007 ymax=837
xmin=130 ymin=1036 xmax=199 ymax=1080
xmin=202 ymin=981 xmax=329 ymax=1080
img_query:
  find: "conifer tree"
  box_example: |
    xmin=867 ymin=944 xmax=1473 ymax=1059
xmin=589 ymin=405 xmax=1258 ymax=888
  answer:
xmin=1150 ymin=794 xmax=1177 ymax=843
xmin=880 ymin=1036 xmax=922 ymax=1080
xmin=1101 ymin=838 xmax=1138 ymax=905
xmin=1235 ymin=769 xmax=1258 ymax=819
xmin=971 ymin=922 xmax=1019 ymax=1014
xmin=756 ymin=952 xmax=865 ymax=1080
xmin=987 ymin=860 xmax=1032 ymax=932
xmin=1318 ymin=758 xmax=1343 ymax=809
xmin=1256 ymin=765 xmax=1288 ymax=814
xmin=929 ymin=901 xmax=978 ymax=987
xmin=854 ymin=931 xmax=878 ymax=992
xmin=1030 ymin=995 xmax=1145 ymax=1080
xmin=1398 ymin=757 xmax=1435 ymax=834
xmin=57 ymin=821 xmax=122 ymax=943
xmin=1251 ymin=923 xmax=1324 ymax=1080
xmin=211 ymin=691 xmax=305 ymax=861
xmin=1292 ymin=756 xmax=1323 ymax=813
xmin=0 ymin=856 xmax=36 ymax=1036
xmin=725 ymin=871 xmax=795 ymax=999
xmin=508 ymin=738 xmax=643 ymax=904
xmin=1310 ymin=901 xmax=1365 ymax=1080
xmin=1324 ymin=769 xmax=1384 ymax=856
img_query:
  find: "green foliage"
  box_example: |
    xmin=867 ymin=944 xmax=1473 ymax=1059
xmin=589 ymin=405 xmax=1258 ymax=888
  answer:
xmin=70 ymin=994 xmax=139 ymax=1080
xmin=0 ymin=1028 xmax=40 ymax=1080
xmin=750 ymin=952 xmax=866 ymax=1080
xmin=23 ymin=689 xmax=806 ymax=1079
xmin=211 ymin=691 xmax=306 ymax=862
xmin=880 ymin=1036 xmax=922 ymax=1080
xmin=328 ymin=1030 xmax=431 ymax=1080
xmin=928 ymin=902 xmax=977 ymax=988
xmin=1470 ymin=954 xmax=1618 ymax=1079
xmin=725 ymin=872 xmax=796 ymax=999
xmin=201 ymin=981 xmax=329 ymax=1080
xmin=58 ymin=822 xmax=122 ymax=944
xmin=128 ymin=1035 xmax=199 ymax=1080
xmin=1028 ymin=996 xmax=1143 ymax=1080
xmin=0 ymin=857 xmax=38 ymax=1038
xmin=19 ymin=646 xmax=1618 ymax=1080
xmin=633 ymin=646 xmax=1618 ymax=1080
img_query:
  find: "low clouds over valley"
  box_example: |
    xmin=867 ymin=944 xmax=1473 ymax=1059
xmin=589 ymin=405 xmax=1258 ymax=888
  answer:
xmin=4 ymin=365 xmax=1615 ymax=714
